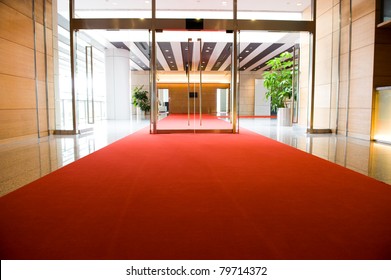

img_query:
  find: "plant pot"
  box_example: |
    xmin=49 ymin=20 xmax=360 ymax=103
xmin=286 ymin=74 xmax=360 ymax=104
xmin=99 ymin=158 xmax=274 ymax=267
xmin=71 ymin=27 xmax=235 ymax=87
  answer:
xmin=277 ymin=107 xmax=292 ymax=126
xmin=136 ymin=107 xmax=146 ymax=120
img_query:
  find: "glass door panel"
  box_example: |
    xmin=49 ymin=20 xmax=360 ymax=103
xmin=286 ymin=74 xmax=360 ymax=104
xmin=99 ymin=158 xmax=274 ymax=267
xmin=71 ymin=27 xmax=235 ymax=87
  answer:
xmin=155 ymin=30 xmax=234 ymax=133
xmin=74 ymin=30 xmax=108 ymax=132
xmin=75 ymin=31 xmax=93 ymax=132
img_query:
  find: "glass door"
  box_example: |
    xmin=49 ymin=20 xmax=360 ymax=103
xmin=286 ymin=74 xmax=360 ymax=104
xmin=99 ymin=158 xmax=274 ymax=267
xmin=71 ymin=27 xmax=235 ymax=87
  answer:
xmin=155 ymin=31 xmax=235 ymax=133
xmin=75 ymin=31 xmax=95 ymax=133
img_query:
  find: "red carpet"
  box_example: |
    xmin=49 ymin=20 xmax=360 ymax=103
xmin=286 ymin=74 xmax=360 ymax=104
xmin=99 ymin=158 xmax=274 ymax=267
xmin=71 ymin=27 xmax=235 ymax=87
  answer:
xmin=1 ymin=122 xmax=391 ymax=260
xmin=157 ymin=114 xmax=233 ymax=130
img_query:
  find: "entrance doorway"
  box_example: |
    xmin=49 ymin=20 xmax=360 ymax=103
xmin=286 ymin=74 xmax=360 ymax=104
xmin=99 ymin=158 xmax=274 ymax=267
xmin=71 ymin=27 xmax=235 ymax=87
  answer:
xmin=155 ymin=31 xmax=236 ymax=133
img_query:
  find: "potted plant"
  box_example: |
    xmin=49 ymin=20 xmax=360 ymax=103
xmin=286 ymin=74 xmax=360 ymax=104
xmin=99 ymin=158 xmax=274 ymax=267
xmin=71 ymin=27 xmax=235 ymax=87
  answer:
xmin=132 ymin=85 xmax=151 ymax=115
xmin=262 ymin=51 xmax=293 ymax=126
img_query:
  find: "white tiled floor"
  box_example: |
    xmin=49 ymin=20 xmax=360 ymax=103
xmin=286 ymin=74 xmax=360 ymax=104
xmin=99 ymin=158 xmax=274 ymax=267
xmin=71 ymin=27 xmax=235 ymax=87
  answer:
xmin=1 ymin=118 xmax=390 ymax=197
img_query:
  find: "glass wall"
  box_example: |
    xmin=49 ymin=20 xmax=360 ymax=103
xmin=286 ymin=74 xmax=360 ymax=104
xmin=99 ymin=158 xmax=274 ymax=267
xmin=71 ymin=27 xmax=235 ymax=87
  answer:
xmin=60 ymin=0 xmax=315 ymax=134
xmin=74 ymin=31 xmax=107 ymax=130
xmin=55 ymin=2 xmax=107 ymax=131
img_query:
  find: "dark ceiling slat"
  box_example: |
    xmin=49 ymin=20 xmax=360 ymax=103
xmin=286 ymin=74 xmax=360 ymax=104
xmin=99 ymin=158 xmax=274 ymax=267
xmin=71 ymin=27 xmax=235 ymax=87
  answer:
xmin=251 ymin=45 xmax=295 ymax=71
xmin=111 ymin=42 xmax=150 ymax=70
xmin=198 ymin=42 xmax=217 ymax=71
xmin=134 ymin=42 xmax=164 ymax=70
xmin=239 ymin=43 xmax=262 ymax=62
xmin=158 ymin=42 xmax=178 ymax=71
xmin=129 ymin=50 xmax=149 ymax=70
xmin=181 ymin=41 xmax=194 ymax=72
xmin=239 ymin=43 xmax=284 ymax=71
xmin=211 ymin=43 xmax=232 ymax=71
xmin=111 ymin=42 xmax=130 ymax=51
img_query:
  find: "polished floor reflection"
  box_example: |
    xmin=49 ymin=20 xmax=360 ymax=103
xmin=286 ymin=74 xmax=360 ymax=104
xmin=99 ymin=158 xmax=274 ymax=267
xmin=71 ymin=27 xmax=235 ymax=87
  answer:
xmin=0 ymin=119 xmax=150 ymax=197
xmin=240 ymin=118 xmax=391 ymax=186
xmin=0 ymin=118 xmax=390 ymax=197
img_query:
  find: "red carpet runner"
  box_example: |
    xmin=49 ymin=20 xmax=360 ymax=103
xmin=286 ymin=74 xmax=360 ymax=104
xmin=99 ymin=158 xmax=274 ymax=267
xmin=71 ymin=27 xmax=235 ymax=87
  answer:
xmin=156 ymin=114 xmax=233 ymax=130
xmin=1 ymin=124 xmax=391 ymax=259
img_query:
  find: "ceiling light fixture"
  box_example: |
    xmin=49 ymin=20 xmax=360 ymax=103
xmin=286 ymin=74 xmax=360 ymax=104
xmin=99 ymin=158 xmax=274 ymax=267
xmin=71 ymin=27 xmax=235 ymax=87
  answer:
xmin=297 ymin=2 xmax=302 ymax=6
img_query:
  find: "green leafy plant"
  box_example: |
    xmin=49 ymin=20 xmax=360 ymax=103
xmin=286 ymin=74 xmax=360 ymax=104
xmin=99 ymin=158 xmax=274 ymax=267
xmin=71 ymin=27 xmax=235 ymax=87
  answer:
xmin=263 ymin=52 xmax=293 ymax=112
xmin=132 ymin=85 xmax=151 ymax=112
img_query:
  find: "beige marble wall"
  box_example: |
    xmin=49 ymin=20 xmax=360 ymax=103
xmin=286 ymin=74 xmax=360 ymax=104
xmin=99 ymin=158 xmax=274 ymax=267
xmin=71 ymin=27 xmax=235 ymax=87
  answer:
xmin=304 ymin=0 xmax=380 ymax=140
xmin=337 ymin=0 xmax=376 ymax=140
xmin=239 ymin=72 xmax=264 ymax=116
xmin=0 ymin=0 xmax=54 ymax=142
xmin=313 ymin=0 xmax=339 ymax=130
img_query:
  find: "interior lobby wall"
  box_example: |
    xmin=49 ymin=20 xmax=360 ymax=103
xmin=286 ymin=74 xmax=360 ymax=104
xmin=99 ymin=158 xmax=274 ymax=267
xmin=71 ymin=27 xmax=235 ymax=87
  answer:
xmin=157 ymin=83 xmax=230 ymax=114
xmin=313 ymin=0 xmax=335 ymax=130
xmin=348 ymin=0 xmax=375 ymax=140
xmin=239 ymin=72 xmax=264 ymax=116
xmin=307 ymin=0 xmax=380 ymax=140
xmin=0 ymin=0 xmax=54 ymax=142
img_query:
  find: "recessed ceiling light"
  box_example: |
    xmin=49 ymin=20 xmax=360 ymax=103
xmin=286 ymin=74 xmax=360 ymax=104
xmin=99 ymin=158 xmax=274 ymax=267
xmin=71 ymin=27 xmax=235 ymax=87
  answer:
xmin=222 ymin=1 xmax=228 ymax=6
xmin=145 ymin=0 xmax=150 ymax=4
xmin=297 ymin=2 xmax=302 ymax=6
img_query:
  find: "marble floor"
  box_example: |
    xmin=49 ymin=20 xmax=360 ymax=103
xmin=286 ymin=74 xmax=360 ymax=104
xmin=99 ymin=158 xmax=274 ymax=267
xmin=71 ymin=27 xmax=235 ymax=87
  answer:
xmin=1 ymin=118 xmax=390 ymax=197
